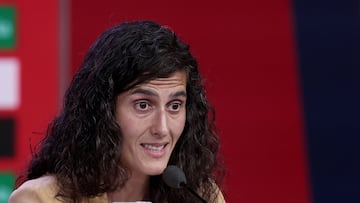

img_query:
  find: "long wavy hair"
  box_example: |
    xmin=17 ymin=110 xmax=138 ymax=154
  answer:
xmin=19 ymin=21 xmax=225 ymax=203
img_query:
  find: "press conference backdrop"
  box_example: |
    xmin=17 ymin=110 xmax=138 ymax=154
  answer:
xmin=0 ymin=0 xmax=359 ymax=203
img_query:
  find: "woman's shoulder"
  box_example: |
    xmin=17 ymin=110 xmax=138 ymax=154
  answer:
xmin=213 ymin=185 xmax=226 ymax=203
xmin=9 ymin=175 xmax=109 ymax=203
xmin=210 ymin=182 xmax=226 ymax=203
xmin=9 ymin=175 xmax=61 ymax=203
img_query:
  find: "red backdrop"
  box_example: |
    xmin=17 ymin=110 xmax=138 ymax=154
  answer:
xmin=0 ymin=0 xmax=60 ymax=173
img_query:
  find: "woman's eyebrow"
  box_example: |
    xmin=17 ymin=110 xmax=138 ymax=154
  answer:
xmin=170 ymin=90 xmax=187 ymax=99
xmin=130 ymin=88 xmax=158 ymax=97
xmin=129 ymin=88 xmax=187 ymax=99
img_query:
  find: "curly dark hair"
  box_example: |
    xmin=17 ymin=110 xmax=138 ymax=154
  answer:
xmin=19 ymin=20 xmax=225 ymax=203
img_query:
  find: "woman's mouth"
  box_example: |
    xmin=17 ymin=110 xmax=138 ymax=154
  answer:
xmin=141 ymin=143 xmax=168 ymax=158
xmin=142 ymin=144 xmax=166 ymax=151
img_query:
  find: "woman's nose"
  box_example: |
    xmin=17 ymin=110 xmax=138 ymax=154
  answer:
xmin=150 ymin=109 xmax=169 ymax=138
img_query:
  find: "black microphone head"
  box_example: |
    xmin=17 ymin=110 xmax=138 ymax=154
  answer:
xmin=162 ymin=165 xmax=187 ymax=189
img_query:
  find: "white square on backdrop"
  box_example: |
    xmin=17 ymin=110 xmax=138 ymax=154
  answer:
xmin=0 ymin=57 xmax=20 ymax=110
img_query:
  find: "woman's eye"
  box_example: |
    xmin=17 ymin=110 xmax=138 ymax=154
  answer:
xmin=135 ymin=101 xmax=149 ymax=110
xmin=169 ymin=102 xmax=182 ymax=111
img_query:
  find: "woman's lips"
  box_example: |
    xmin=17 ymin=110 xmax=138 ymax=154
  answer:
xmin=141 ymin=143 xmax=168 ymax=158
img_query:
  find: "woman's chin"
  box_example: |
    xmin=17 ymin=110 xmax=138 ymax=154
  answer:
xmin=145 ymin=165 xmax=167 ymax=176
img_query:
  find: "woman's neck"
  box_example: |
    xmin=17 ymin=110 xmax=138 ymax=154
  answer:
xmin=108 ymin=172 xmax=150 ymax=202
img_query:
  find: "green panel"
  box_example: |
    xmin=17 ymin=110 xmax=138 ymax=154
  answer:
xmin=0 ymin=172 xmax=15 ymax=203
xmin=0 ymin=6 xmax=16 ymax=49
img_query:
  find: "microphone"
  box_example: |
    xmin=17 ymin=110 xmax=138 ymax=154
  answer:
xmin=162 ymin=165 xmax=207 ymax=203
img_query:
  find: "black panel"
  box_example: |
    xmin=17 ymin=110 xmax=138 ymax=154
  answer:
xmin=0 ymin=118 xmax=15 ymax=157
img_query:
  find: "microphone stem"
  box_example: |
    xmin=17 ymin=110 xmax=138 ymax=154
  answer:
xmin=181 ymin=183 xmax=207 ymax=203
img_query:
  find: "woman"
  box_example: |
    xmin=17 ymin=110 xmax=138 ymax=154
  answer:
xmin=9 ymin=20 xmax=225 ymax=203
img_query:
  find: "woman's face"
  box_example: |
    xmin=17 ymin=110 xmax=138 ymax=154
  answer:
xmin=115 ymin=71 xmax=187 ymax=176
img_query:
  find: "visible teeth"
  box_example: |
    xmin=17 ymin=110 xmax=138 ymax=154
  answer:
xmin=143 ymin=144 xmax=164 ymax=151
